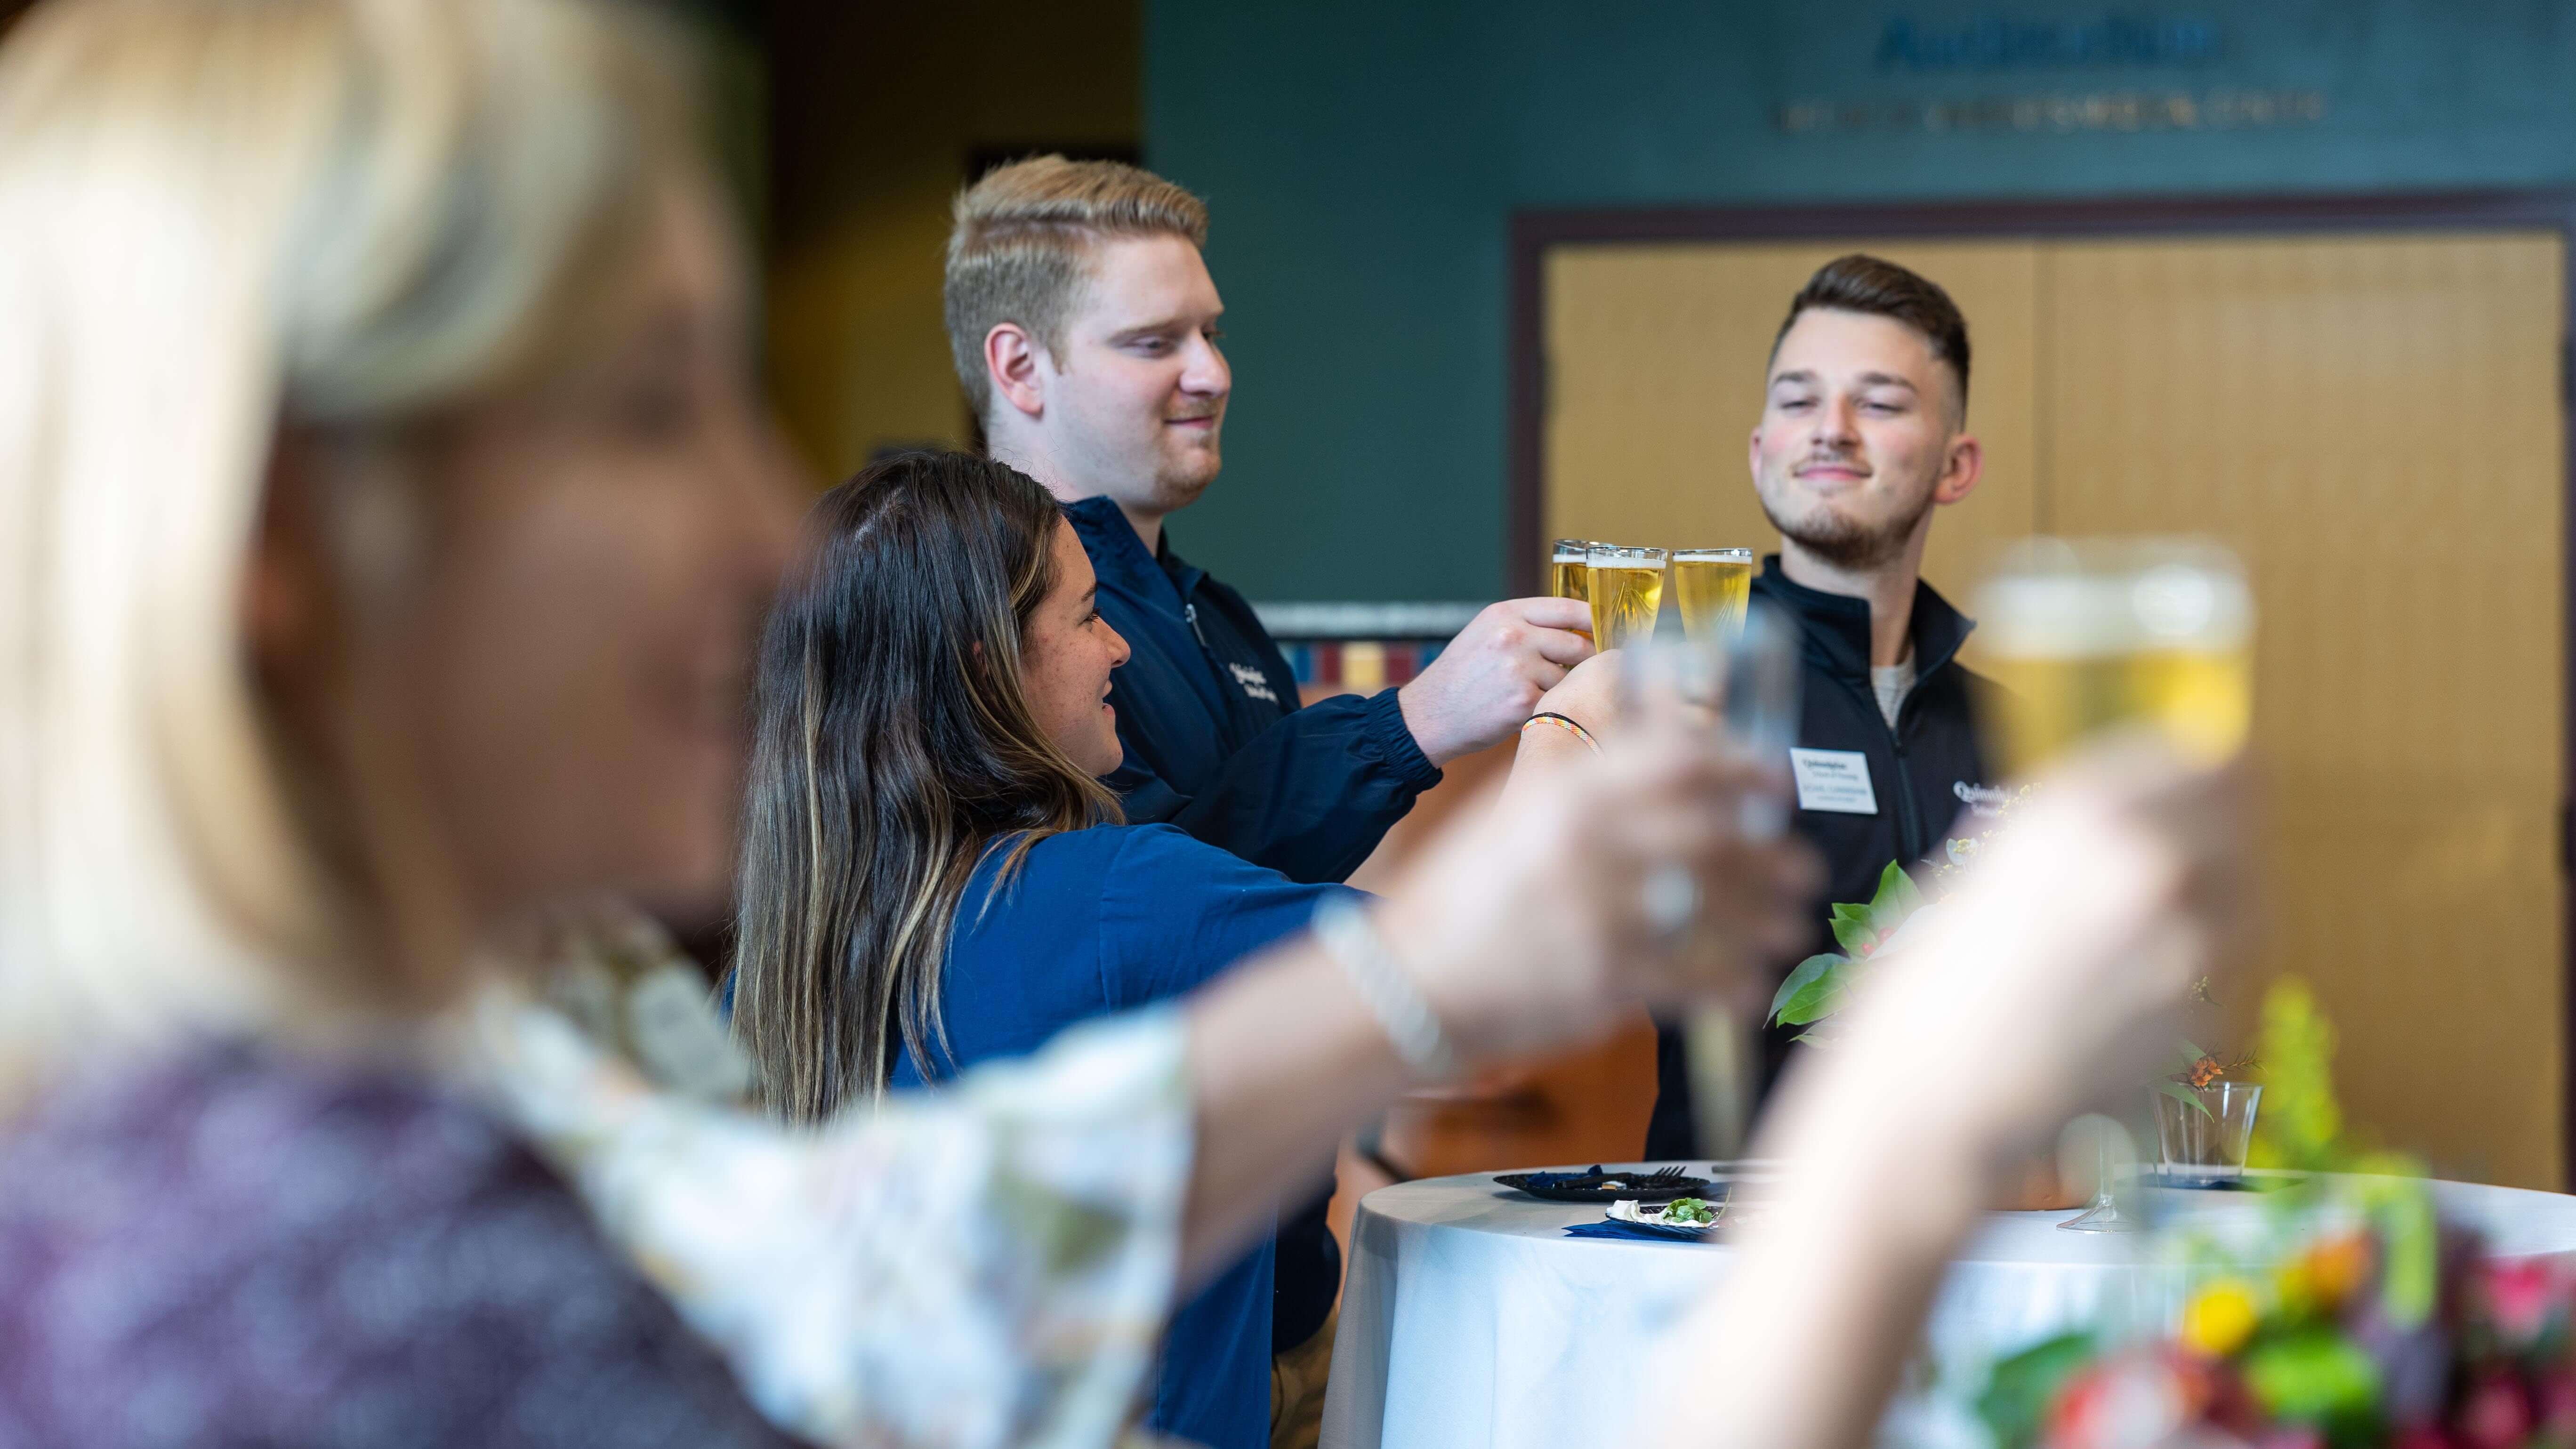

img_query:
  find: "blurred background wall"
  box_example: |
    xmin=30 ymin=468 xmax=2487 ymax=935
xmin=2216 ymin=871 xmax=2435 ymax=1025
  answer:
xmin=1145 ymin=0 xmax=2576 ymax=602
xmin=764 ymin=0 xmax=1140 ymax=473
xmin=762 ymin=1 xmax=2576 ymax=601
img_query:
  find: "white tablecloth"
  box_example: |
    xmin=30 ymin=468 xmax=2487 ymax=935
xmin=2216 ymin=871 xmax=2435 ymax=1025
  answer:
xmin=1321 ymin=1163 xmax=2576 ymax=1449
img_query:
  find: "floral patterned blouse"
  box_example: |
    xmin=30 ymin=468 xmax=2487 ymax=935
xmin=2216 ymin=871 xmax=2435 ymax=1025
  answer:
xmin=463 ymin=904 xmax=1195 ymax=1449
xmin=0 ymin=1041 xmax=805 ymax=1449
xmin=0 ymin=911 xmax=1197 ymax=1449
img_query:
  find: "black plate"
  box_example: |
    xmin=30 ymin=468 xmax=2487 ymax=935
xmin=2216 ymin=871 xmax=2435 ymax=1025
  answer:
xmin=1493 ymin=1165 xmax=1717 ymax=1203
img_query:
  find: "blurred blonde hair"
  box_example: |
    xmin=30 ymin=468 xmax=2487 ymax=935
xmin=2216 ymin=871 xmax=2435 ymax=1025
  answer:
xmin=943 ymin=155 xmax=1208 ymax=423
xmin=0 ymin=0 xmax=696 ymax=1101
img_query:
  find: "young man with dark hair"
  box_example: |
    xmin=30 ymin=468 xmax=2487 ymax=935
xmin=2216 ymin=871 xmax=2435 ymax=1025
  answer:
xmin=946 ymin=155 xmax=1595 ymax=1449
xmin=1645 ymin=254 xmax=2006 ymax=1159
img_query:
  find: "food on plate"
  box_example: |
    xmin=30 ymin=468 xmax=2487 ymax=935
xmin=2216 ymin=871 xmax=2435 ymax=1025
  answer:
xmin=1607 ymin=1197 xmax=1724 ymax=1231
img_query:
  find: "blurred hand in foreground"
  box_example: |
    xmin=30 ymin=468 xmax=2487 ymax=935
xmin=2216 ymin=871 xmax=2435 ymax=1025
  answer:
xmin=1825 ymin=732 xmax=2252 ymax=1166
xmin=1671 ymin=735 xmax=2250 ymax=1449
xmin=1374 ymin=717 xmax=1821 ymax=1067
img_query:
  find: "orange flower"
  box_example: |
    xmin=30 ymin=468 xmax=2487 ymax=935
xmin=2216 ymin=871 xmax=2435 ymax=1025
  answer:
xmin=2277 ymin=1234 xmax=2371 ymax=1318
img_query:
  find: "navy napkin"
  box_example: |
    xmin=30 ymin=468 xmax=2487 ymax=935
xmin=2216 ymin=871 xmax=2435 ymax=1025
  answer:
xmin=1562 ymin=1218 xmax=1715 ymax=1245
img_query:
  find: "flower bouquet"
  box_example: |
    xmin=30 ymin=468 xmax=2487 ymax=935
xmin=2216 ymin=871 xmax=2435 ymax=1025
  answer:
xmin=1972 ymin=985 xmax=2564 ymax=1449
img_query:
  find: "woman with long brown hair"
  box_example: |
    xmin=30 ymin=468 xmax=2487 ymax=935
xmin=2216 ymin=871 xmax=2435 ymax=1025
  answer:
xmin=731 ymin=449 xmax=1393 ymax=1448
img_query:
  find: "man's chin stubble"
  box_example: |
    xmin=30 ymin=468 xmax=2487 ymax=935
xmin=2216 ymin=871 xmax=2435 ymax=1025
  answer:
xmin=1765 ymin=499 xmax=1933 ymax=573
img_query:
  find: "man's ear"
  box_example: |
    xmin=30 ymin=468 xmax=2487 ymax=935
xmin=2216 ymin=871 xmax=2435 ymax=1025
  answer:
xmin=986 ymin=322 xmax=1048 ymax=422
xmin=1933 ymin=432 xmax=1984 ymax=507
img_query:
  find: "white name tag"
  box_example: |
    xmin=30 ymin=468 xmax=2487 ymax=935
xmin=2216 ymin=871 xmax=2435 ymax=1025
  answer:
xmin=1789 ymin=748 xmax=1879 ymax=815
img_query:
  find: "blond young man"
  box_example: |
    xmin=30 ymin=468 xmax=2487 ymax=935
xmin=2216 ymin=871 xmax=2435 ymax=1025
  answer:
xmin=942 ymin=157 xmax=1591 ymax=1449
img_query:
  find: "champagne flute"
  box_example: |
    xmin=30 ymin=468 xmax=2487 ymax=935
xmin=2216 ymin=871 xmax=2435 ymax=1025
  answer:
xmin=1585 ymin=544 xmax=1668 ymax=651
xmin=1550 ymin=539 xmax=1596 ymax=606
xmin=1620 ymin=605 xmax=1800 ymax=1167
xmin=1671 ymin=547 xmax=1755 ymax=643
xmin=1978 ymin=537 xmax=2253 ymax=775
xmin=1978 ymin=537 xmax=2253 ymax=1232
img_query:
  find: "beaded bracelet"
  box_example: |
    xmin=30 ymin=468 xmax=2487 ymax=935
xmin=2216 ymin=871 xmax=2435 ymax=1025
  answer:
xmin=1312 ymin=898 xmax=1461 ymax=1082
xmin=1520 ymin=710 xmax=1601 ymax=753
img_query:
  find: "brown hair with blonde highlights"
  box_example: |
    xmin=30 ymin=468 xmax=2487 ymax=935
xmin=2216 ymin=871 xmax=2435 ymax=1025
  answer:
xmin=729 ymin=450 xmax=1119 ymax=1124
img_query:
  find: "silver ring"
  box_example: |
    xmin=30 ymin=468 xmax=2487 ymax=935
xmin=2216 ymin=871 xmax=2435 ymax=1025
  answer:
xmin=1641 ymin=864 xmax=1700 ymax=940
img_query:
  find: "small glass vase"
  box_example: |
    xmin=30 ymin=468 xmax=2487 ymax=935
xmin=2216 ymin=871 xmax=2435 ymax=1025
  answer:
xmin=2154 ymin=1080 xmax=2263 ymax=1187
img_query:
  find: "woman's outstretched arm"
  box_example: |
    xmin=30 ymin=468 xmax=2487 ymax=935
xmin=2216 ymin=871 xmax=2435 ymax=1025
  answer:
xmin=1177 ymin=718 xmax=1817 ymax=1280
xmin=1662 ymin=743 xmax=2246 ymax=1449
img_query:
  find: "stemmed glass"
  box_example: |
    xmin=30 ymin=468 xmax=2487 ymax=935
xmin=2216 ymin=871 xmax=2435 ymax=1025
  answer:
xmin=2056 ymin=1114 xmax=2142 ymax=1234
xmin=1976 ymin=538 xmax=2254 ymax=1232
xmin=1618 ymin=604 xmax=1799 ymax=1165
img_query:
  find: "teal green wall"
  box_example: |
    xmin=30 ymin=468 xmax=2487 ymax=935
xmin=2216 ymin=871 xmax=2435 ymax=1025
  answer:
xmin=1145 ymin=1 xmax=2576 ymax=601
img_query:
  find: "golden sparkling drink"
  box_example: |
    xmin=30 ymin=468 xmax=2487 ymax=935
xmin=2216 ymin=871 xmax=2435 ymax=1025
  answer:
xmin=1584 ymin=545 xmax=1667 ymax=649
xmin=1550 ymin=539 xmax=1593 ymax=604
xmin=1979 ymin=542 xmax=2253 ymax=776
xmin=1984 ymin=649 xmax=2251 ymax=775
xmin=1671 ymin=549 xmax=1755 ymax=642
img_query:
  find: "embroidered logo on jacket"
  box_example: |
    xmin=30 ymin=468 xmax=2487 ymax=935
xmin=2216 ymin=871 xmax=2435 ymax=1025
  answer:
xmin=1227 ymin=661 xmax=1280 ymax=704
xmin=1954 ymin=781 xmax=2011 ymax=816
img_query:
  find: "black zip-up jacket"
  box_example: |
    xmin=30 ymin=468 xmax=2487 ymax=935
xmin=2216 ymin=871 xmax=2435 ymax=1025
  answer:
xmin=1645 ymin=556 xmax=2004 ymax=1159
xmin=1065 ymin=494 xmax=1443 ymax=1356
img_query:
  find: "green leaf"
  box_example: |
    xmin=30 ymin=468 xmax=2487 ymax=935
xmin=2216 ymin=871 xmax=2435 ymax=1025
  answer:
xmin=1830 ymin=913 xmax=1879 ymax=956
xmin=1871 ymin=859 xmax=1925 ymax=918
xmin=2354 ymin=1170 xmax=2439 ymax=1328
xmin=2239 ymin=1328 xmax=2378 ymax=1434
xmin=1774 ymin=958 xmax=1856 ymax=1026
xmin=1768 ymin=953 xmax=1845 ymax=1023
xmin=2157 ymin=1079 xmax=2215 ymax=1119
xmin=2177 ymin=1038 xmax=2207 ymax=1067
xmin=2247 ymin=980 xmax=2342 ymax=1174
xmin=1974 ymin=1331 xmax=2098 ymax=1449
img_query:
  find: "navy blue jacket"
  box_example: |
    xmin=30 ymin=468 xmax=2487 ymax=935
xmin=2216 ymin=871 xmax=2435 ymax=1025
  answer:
xmin=1064 ymin=495 xmax=1443 ymax=887
xmin=1064 ymin=495 xmax=1441 ymax=1355
xmin=1646 ymin=558 xmax=2003 ymax=1159
xmin=891 ymin=823 xmax=1360 ymax=1449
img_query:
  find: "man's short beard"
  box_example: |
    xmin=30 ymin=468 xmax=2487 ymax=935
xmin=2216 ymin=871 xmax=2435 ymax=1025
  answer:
xmin=1762 ymin=490 xmax=1936 ymax=572
xmin=1149 ymin=445 xmax=1221 ymax=515
xmin=1147 ymin=472 xmax=1212 ymax=515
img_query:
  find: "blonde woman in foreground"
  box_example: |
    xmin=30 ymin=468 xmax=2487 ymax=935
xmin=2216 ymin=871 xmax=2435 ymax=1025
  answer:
xmin=0 ymin=0 xmax=1824 ymax=1445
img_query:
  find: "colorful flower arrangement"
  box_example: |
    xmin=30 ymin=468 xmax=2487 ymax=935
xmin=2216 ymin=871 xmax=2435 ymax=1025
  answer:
xmin=1973 ymin=985 xmax=2572 ymax=1449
